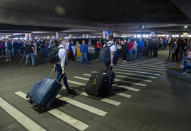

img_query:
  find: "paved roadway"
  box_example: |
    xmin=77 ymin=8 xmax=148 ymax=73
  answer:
xmin=0 ymin=51 xmax=191 ymax=131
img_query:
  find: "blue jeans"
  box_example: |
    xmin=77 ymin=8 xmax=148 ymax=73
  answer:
xmin=81 ymin=52 xmax=88 ymax=64
xmin=12 ymin=48 xmax=14 ymax=56
xmin=138 ymin=48 xmax=143 ymax=56
xmin=40 ymin=47 xmax=44 ymax=56
xmin=45 ymin=47 xmax=49 ymax=57
xmin=128 ymin=50 xmax=133 ymax=61
xmin=18 ymin=48 xmax=21 ymax=56
xmin=133 ymin=49 xmax=137 ymax=60
xmin=25 ymin=53 xmax=35 ymax=66
xmin=55 ymin=64 xmax=70 ymax=92
xmin=182 ymin=64 xmax=191 ymax=72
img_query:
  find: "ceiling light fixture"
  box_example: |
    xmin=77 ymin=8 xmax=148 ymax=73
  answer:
xmin=141 ymin=25 xmax=145 ymax=29
xmin=184 ymin=25 xmax=188 ymax=29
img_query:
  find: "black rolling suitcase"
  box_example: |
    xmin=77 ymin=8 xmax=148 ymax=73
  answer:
xmin=85 ymin=69 xmax=115 ymax=97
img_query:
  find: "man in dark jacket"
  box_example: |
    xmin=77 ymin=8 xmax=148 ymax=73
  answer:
xmin=24 ymin=40 xmax=35 ymax=66
xmin=121 ymin=40 xmax=128 ymax=61
xmin=4 ymin=39 xmax=12 ymax=62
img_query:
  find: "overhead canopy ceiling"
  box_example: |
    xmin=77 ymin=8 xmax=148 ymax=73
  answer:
xmin=0 ymin=0 xmax=190 ymax=33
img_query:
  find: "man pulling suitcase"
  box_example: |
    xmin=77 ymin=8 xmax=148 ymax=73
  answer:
xmin=52 ymin=40 xmax=74 ymax=94
xmin=27 ymin=40 xmax=75 ymax=109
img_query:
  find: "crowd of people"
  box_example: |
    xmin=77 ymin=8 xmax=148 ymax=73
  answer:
xmin=103 ymin=37 xmax=169 ymax=65
xmin=0 ymin=38 xmax=94 ymax=65
xmin=1 ymin=35 xmax=190 ymax=75
xmin=168 ymin=38 xmax=191 ymax=74
xmin=169 ymin=38 xmax=191 ymax=63
xmin=0 ymin=37 xmax=170 ymax=66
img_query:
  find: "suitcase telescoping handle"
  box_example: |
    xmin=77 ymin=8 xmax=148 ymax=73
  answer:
xmin=49 ymin=70 xmax=63 ymax=83
xmin=49 ymin=70 xmax=54 ymax=78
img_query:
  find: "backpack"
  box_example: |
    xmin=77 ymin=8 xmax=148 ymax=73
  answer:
xmin=49 ymin=47 xmax=64 ymax=64
xmin=104 ymin=43 xmax=114 ymax=63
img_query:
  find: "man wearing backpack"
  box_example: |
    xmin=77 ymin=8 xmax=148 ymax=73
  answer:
xmin=104 ymin=35 xmax=117 ymax=70
xmin=52 ymin=40 xmax=74 ymax=94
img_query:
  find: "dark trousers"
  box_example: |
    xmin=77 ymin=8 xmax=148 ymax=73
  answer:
xmin=55 ymin=64 xmax=70 ymax=92
xmin=153 ymin=50 xmax=158 ymax=57
xmin=172 ymin=52 xmax=178 ymax=62
xmin=105 ymin=61 xmax=113 ymax=71
xmin=148 ymin=48 xmax=153 ymax=56
xmin=122 ymin=52 xmax=127 ymax=60
xmin=164 ymin=44 xmax=167 ymax=50
xmin=95 ymin=48 xmax=100 ymax=59
xmin=14 ymin=49 xmax=19 ymax=56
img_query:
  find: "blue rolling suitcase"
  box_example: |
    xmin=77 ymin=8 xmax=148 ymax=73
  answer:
xmin=26 ymin=81 xmax=41 ymax=99
xmin=27 ymin=78 xmax=62 ymax=108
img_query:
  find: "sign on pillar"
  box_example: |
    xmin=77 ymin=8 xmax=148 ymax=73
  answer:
xmin=56 ymin=32 xmax=60 ymax=39
xmin=29 ymin=33 xmax=32 ymax=41
xmin=103 ymin=31 xmax=111 ymax=39
xmin=25 ymin=33 xmax=29 ymax=40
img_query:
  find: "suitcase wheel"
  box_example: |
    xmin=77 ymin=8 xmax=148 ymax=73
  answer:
xmin=28 ymin=99 xmax=33 ymax=104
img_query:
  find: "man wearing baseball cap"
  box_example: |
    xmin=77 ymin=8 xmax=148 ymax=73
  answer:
xmin=53 ymin=40 xmax=74 ymax=94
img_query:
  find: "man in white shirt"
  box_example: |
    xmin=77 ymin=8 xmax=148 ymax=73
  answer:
xmin=53 ymin=40 xmax=74 ymax=94
xmin=104 ymin=36 xmax=117 ymax=70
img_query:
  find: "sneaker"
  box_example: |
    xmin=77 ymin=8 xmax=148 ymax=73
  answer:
xmin=67 ymin=89 xmax=75 ymax=94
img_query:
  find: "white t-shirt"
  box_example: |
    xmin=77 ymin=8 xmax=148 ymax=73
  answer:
xmin=110 ymin=44 xmax=117 ymax=52
xmin=58 ymin=45 xmax=66 ymax=70
xmin=66 ymin=42 xmax=70 ymax=50
xmin=107 ymin=41 xmax=117 ymax=52
xmin=133 ymin=41 xmax=138 ymax=50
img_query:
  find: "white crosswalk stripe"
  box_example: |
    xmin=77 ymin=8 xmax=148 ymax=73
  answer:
xmin=112 ymin=84 xmax=140 ymax=92
xmin=118 ymin=64 xmax=168 ymax=69
xmin=115 ymin=71 xmax=158 ymax=79
xmin=114 ymin=68 xmax=160 ymax=76
xmin=122 ymin=61 xmax=167 ymax=66
xmin=14 ymin=91 xmax=89 ymax=131
xmin=117 ymin=93 xmax=132 ymax=98
xmin=122 ymin=61 xmax=169 ymax=66
xmin=116 ymin=66 xmax=165 ymax=73
xmin=118 ymin=63 xmax=167 ymax=68
xmin=83 ymin=74 xmax=148 ymax=86
xmin=83 ymin=74 xmax=91 ymax=77
xmin=62 ymin=85 xmax=121 ymax=106
xmin=68 ymin=80 xmax=86 ymax=86
xmin=84 ymin=73 xmax=152 ymax=83
xmin=56 ymin=94 xmax=107 ymax=117
xmin=119 ymin=63 xmax=172 ymax=68
xmin=0 ymin=97 xmax=46 ymax=131
xmin=48 ymin=110 xmax=89 ymax=131
xmin=116 ymin=74 xmax=152 ymax=83
xmin=74 ymin=76 xmax=89 ymax=81
xmin=117 ymin=65 xmax=167 ymax=71
xmin=119 ymin=60 xmax=170 ymax=65
xmin=71 ymin=74 xmax=133 ymax=98
xmin=80 ymin=92 xmax=121 ymax=106
xmin=115 ymin=78 xmax=147 ymax=87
